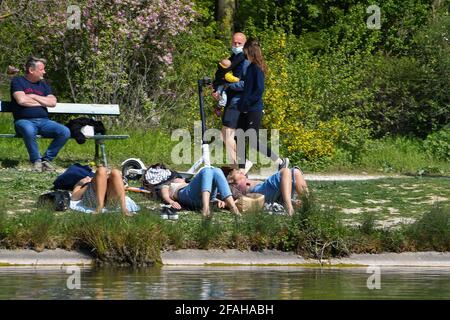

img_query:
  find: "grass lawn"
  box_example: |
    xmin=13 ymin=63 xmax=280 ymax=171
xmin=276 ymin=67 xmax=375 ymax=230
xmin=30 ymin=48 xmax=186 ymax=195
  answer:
xmin=1 ymin=167 xmax=448 ymax=226
xmin=311 ymin=177 xmax=450 ymax=228
xmin=0 ymin=165 xmax=449 ymax=266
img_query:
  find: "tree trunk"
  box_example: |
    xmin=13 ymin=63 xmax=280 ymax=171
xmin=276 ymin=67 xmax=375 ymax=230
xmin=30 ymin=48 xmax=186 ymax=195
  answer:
xmin=215 ymin=0 xmax=236 ymax=39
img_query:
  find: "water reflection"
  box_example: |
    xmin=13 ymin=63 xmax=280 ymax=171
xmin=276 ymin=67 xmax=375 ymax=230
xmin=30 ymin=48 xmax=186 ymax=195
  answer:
xmin=0 ymin=266 xmax=449 ymax=299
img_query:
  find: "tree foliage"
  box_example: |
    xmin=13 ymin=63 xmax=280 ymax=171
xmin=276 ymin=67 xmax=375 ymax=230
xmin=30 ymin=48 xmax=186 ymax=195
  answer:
xmin=0 ymin=0 xmax=449 ymax=165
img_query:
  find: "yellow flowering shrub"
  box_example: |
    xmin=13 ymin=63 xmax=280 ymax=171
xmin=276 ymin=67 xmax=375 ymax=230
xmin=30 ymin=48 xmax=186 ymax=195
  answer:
xmin=262 ymin=31 xmax=345 ymax=162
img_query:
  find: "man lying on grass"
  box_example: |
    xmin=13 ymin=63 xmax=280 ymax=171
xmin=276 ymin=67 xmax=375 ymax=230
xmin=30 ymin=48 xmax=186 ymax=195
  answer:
xmin=227 ymin=167 xmax=309 ymax=216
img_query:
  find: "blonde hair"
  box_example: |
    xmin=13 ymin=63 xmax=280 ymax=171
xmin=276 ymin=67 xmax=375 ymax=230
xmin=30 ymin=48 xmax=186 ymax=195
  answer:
xmin=226 ymin=169 xmax=248 ymax=199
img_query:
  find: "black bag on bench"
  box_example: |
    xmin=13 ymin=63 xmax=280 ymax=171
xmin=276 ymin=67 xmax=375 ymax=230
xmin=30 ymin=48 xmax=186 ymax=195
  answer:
xmin=65 ymin=117 xmax=106 ymax=144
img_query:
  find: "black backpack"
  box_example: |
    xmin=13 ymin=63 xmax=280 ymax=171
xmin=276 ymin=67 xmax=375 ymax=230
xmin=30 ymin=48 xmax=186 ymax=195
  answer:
xmin=37 ymin=191 xmax=71 ymax=211
xmin=53 ymin=163 xmax=94 ymax=190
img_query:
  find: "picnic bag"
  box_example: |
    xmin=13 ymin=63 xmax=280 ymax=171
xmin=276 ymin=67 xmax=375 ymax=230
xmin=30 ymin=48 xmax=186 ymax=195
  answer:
xmin=236 ymin=193 xmax=265 ymax=213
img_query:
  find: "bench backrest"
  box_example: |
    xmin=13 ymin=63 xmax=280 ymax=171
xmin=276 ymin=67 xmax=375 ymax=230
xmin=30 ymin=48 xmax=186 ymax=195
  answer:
xmin=0 ymin=101 xmax=120 ymax=116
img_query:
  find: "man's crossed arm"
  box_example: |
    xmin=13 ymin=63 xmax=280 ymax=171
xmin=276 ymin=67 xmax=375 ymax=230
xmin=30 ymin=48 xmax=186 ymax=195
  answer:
xmin=13 ymin=91 xmax=57 ymax=108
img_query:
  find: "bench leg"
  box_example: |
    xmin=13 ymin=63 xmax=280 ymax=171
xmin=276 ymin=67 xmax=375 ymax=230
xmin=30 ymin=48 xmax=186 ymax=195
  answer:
xmin=95 ymin=142 xmax=100 ymax=164
xmin=100 ymin=142 xmax=108 ymax=167
xmin=94 ymin=140 xmax=108 ymax=167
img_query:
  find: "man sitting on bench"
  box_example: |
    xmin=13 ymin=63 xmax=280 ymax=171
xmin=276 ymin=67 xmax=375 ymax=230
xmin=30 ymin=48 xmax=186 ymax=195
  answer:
xmin=10 ymin=56 xmax=71 ymax=172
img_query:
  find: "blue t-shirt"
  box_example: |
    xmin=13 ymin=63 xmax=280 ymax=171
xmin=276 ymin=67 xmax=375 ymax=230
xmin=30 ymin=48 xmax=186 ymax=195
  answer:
xmin=10 ymin=76 xmax=52 ymax=120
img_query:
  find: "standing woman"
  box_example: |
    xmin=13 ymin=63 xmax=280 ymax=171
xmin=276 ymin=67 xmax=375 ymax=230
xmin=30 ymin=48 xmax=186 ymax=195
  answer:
xmin=237 ymin=39 xmax=288 ymax=170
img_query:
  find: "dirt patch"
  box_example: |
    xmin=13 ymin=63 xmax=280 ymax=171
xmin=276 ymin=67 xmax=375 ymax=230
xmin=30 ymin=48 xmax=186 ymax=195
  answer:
xmin=364 ymin=199 xmax=391 ymax=204
xmin=341 ymin=208 xmax=363 ymax=214
xmin=399 ymin=184 xmax=421 ymax=190
xmin=377 ymin=218 xmax=417 ymax=228
xmin=341 ymin=207 xmax=382 ymax=214
xmin=341 ymin=219 xmax=361 ymax=227
xmin=7 ymin=208 xmax=32 ymax=215
xmin=387 ymin=207 xmax=400 ymax=215
xmin=406 ymin=197 xmax=425 ymax=201
xmin=417 ymin=195 xmax=449 ymax=205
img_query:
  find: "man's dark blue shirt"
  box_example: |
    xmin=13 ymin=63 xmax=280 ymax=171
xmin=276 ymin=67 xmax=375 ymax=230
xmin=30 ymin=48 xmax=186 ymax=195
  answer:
xmin=10 ymin=76 xmax=52 ymax=120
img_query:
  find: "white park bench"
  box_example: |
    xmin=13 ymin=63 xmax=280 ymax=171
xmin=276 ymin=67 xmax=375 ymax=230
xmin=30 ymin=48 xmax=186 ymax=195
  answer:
xmin=0 ymin=101 xmax=129 ymax=167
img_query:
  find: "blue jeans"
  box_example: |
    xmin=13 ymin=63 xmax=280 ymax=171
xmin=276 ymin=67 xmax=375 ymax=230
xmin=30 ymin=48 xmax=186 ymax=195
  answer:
xmin=14 ymin=118 xmax=71 ymax=163
xmin=177 ymin=167 xmax=232 ymax=210
xmin=250 ymin=168 xmax=300 ymax=204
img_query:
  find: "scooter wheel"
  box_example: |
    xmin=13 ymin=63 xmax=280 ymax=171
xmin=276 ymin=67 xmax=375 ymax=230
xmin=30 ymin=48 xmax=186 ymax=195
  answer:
xmin=122 ymin=159 xmax=144 ymax=180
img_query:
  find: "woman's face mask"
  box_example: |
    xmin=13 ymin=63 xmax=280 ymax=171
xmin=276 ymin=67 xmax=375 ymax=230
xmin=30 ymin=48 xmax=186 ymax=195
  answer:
xmin=232 ymin=46 xmax=243 ymax=55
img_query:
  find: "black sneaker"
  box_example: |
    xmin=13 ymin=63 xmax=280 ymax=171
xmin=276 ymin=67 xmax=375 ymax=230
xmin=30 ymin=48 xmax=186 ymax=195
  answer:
xmin=168 ymin=210 xmax=179 ymax=221
xmin=278 ymin=158 xmax=290 ymax=171
xmin=161 ymin=205 xmax=179 ymax=220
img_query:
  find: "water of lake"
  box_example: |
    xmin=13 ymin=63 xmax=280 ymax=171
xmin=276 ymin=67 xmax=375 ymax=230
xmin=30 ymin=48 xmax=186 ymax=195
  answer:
xmin=0 ymin=266 xmax=449 ymax=299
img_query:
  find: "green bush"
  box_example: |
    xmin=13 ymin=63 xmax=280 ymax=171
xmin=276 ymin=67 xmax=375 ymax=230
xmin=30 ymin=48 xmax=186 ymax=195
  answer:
xmin=194 ymin=217 xmax=226 ymax=249
xmin=423 ymin=127 xmax=450 ymax=161
xmin=237 ymin=212 xmax=290 ymax=251
xmin=72 ymin=212 xmax=164 ymax=267
xmin=408 ymin=205 xmax=450 ymax=251
xmin=359 ymin=136 xmax=447 ymax=174
xmin=359 ymin=212 xmax=377 ymax=235
xmin=0 ymin=209 xmax=56 ymax=251
xmin=0 ymin=204 xmax=7 ymax=244
xmin=290 ymin=195 xmax=350 ymax=259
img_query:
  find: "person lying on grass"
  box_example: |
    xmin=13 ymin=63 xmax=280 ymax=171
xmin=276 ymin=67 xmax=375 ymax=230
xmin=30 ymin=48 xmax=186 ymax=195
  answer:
xmin=227 ymin=167 xmax=309 ymax=216
xmin=158 ymin=166 xmax=241 ymax=217
xmin=71 ymin=166 xmax=132 ymax=216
